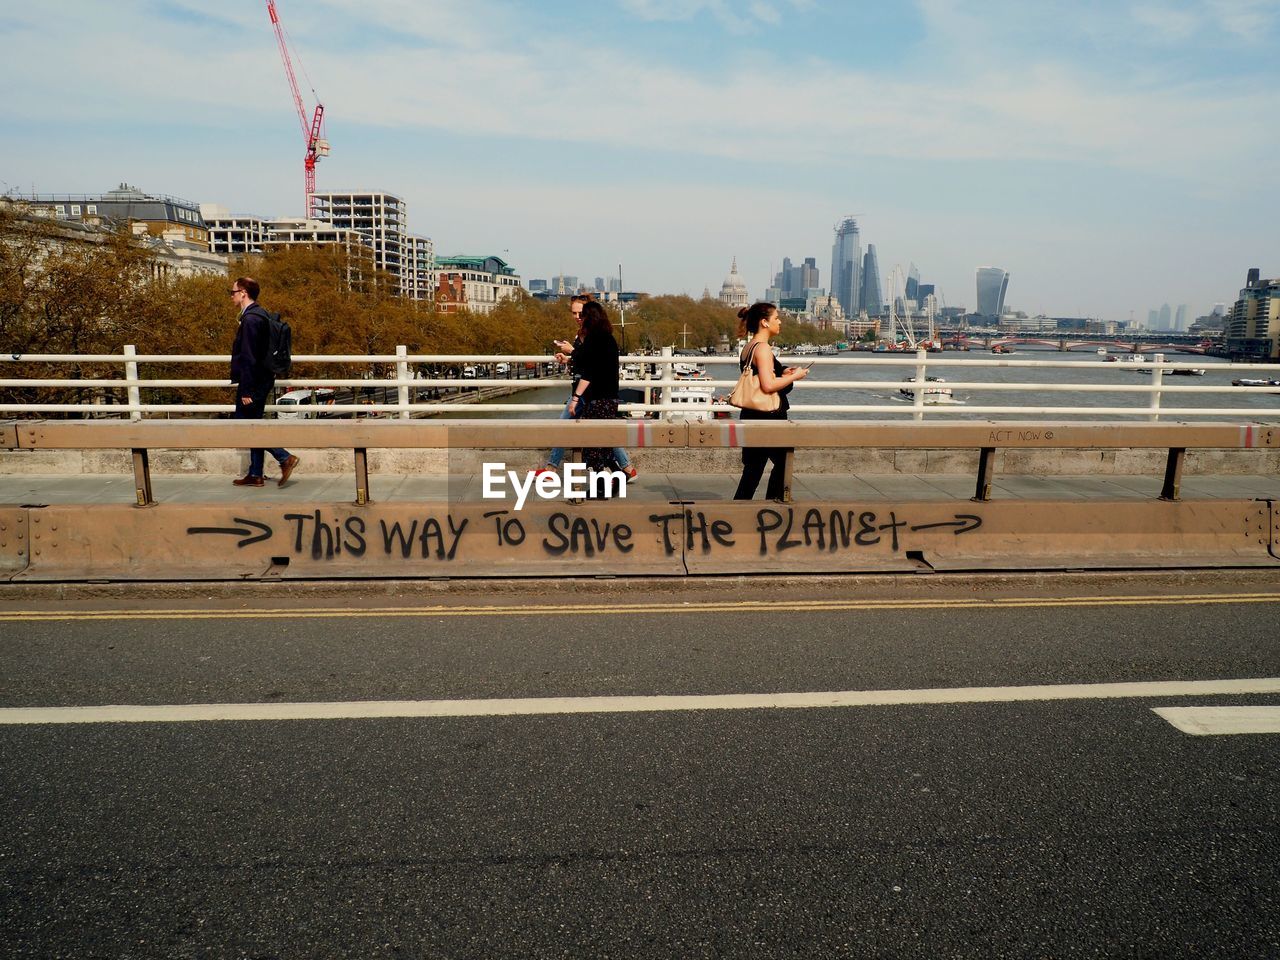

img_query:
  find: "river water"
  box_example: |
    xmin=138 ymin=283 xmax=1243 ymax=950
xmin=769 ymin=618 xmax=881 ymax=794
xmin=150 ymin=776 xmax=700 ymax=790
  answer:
xmin=467 ymin=348 xmax=1280 ymax=421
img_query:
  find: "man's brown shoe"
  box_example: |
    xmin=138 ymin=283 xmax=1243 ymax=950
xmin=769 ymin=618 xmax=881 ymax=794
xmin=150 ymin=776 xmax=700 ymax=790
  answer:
xmin=278 ymin=454 xmax=300 ymax=487
xmin=232 ymin=475 xmax=264 ymax=487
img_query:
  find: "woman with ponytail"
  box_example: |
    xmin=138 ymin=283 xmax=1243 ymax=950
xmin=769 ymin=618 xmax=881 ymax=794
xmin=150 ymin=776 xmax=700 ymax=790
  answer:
xmin=733 ymin=302 xmax=809 ymax=500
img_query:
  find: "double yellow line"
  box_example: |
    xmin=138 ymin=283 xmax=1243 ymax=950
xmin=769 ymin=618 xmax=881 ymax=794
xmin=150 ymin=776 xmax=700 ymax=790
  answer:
xmin=2 ymin=592 xmax=1279 ymax=622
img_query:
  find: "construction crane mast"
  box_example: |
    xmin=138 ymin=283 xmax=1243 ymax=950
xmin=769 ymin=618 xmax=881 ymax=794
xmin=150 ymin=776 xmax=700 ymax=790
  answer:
xmin=265 ymin=0 xmax=329 ymax=218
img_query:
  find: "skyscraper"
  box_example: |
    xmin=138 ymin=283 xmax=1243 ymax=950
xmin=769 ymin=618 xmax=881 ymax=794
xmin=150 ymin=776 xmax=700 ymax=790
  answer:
xmin=904 ymin=263 xmax=920 ymax=303
xmin=975 ymin=267 xmax=1009 ymax=318
xmin=1158 ymin=303 xmax=1172 ymax=330
xmin=776 ymin=256 xmax=820 ymax=298
xmin=860 ymin=244 xmax=882 ymax=314
xmin=830 ymin=217 xmax=862 ymax=317
xmin=1174 ymin=304 xmax=1189 ymax=331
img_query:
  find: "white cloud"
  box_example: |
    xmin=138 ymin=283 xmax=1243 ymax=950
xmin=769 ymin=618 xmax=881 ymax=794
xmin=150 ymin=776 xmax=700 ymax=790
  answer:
xmin=1205 ymin=0 xmax=1280 ymax=37
xmin=1131 ymin=3 xmax=1202 ymax=41
xmin=748 ymin=2 xmax=782 ymax=25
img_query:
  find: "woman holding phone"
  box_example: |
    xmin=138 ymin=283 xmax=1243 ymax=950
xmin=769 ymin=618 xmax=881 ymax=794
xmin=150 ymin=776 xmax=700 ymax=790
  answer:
xmin=537 ymin=295 xmax=636 ymax=479
xmin=734 ymin=302 xmax=809 ymax=500
xmin=569 ymin=300 xmax=622 ymax=479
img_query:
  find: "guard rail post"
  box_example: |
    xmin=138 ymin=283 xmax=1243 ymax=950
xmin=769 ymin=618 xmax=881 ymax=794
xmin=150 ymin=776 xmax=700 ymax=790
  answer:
xmin=913 ymin=347 xmax=928 ymax=422
xmin=1150 ymin=353 xmax=1165 ymax=423
xmin=354 ymin=448 xmax=371 ymax=505
xmin=396 ymin=345 xmax=410 ymax=421
xmin=132 ymin=448 xmax=154 ymax=507
xmin=1160 ymin=447 xmax=1185 ymax=502
xmin=974 ymin=447 xmax=996 ymax=502
xmin=123 ymin=344 xmax=142 ymax=423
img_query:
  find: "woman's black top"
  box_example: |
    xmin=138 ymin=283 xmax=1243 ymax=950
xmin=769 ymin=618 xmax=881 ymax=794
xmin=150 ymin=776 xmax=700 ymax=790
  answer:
xmin=573 ymin=329 xmax=620 ymax=403
xmin=739 ymin=341 xmax=791 ymax=417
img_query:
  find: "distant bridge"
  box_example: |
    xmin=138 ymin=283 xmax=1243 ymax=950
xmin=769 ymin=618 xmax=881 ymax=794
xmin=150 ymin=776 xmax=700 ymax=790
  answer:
xmin=939 ymin=335 xmax=1213 ymax=355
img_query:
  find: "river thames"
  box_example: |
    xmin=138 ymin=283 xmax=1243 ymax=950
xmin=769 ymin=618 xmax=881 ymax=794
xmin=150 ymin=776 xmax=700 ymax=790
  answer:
xmin=474 ymin=349 xmax=1280 ymax=421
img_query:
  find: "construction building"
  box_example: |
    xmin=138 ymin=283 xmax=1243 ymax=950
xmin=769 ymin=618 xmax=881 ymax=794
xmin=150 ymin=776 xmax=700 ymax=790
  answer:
xmin=310 ymin=191 xmax=407 ymax=291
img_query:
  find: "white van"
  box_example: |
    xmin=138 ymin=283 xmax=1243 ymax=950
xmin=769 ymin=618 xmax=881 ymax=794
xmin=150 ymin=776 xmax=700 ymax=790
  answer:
xmin=276 ymin=388 xmax=336 ymax=419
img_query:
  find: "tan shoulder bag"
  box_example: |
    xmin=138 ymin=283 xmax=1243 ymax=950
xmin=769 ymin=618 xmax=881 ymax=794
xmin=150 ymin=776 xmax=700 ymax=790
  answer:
xmin=727 ymin=342 xmax=780 ymax=412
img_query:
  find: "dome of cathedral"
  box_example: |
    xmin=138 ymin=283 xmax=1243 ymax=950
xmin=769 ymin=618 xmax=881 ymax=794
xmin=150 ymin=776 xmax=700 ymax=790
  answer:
xmin=718 ymin=257 xmax=749 ymax=309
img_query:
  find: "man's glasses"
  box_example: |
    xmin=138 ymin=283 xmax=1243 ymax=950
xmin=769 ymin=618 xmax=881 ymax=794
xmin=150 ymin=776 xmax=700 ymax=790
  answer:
xmin=228 ymin=288 xmax=240 ymax=296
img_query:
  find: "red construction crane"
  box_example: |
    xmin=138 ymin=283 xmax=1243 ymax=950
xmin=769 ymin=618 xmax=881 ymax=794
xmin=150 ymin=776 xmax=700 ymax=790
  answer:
xmin=265 ymin=0 xmax=329 ymax=218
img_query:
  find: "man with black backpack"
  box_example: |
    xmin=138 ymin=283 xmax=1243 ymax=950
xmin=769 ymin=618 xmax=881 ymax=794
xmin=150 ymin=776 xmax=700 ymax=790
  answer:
xmin=229 ymin=277 xmax=300 ymax=487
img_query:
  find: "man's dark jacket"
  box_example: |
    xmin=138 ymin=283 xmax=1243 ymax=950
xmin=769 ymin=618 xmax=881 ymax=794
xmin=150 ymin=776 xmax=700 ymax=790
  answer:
xmin=230 ymin=303 xmax=274 ymax=395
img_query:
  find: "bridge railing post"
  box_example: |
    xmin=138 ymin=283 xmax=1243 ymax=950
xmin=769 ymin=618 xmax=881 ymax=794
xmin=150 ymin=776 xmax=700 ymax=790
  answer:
xmin=396 ymin=345 xmax=410 ymax=420
xmin=1149 ymin=353 xmax=1164 ymax=422
xmin=123 ymin=344 xmax=142 ymax=423
xmin=913 ymin=347 xmax=928 ymax=422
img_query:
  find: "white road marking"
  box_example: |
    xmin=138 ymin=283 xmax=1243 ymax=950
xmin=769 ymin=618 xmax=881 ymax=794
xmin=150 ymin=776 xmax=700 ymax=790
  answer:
xmin=2 ymin=677 xmax=1279 ymax=725
xmin=1152 ymin=706 xmax=1280 ymax=736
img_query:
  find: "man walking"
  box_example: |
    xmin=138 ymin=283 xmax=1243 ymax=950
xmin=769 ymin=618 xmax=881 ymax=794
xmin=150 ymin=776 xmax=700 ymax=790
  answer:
xmin=229 ymin=277 xmax=299 ymax=487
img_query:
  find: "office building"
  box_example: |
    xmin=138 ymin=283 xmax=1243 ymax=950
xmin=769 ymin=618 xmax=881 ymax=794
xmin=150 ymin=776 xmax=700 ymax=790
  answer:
xmin=773 ymin=257 xmax=820 ymax=299
xmin=1174 ymin=304 xmax=1189 ymax=332
xmin=1225 ymin=267 xmax=1280 ymax=360
xmin=1157 ymin=303 xmax=1172 ymax=330
xmin=2 ymin=197 xmax=226 ymax=280
xmin=860 ymin=244 xmax=882 ymax=315
xmin=975 ymin=266 xmax=1010 ymax=318
xmin=528 ymin=279 xmax=548 ymax=293
xmin=27 ymin=183 xmax=209 ymax=246
xmin=434 ymin=254 xmax=522 ymax=315
xmin=904 ymin=263 xmax=920 ymax=302
xmin=830 ymin=217 xmax=862 ymax=317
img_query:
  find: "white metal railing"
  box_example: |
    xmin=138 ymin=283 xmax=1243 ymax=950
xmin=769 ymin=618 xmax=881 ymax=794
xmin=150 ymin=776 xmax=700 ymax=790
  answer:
xmin=1 ymin=346 xmax=1279 ymax=421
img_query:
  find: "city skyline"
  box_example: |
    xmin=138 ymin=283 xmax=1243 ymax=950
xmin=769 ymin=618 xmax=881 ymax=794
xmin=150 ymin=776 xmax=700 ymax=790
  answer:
xmin=2 ymin=0 xmax=1278 ymax=321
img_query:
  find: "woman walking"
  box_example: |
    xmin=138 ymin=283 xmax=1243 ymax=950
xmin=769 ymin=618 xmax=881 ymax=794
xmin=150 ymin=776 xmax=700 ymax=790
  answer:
xmin=733 ymin=302 xmax=809 ymax=500
xmin=568 ymin=300 xmax=622 ymax=480
xmin=537 ymin=295 xmax=636 ymax=480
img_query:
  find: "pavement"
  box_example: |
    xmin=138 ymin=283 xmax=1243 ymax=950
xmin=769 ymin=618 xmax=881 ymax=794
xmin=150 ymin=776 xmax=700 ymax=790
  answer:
xmin=0 ymin=471 xmax=1276 ymax=505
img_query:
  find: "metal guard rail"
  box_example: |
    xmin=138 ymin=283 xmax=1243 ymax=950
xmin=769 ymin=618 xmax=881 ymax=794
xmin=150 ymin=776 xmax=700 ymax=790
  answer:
xmin=4 ymin=418 xmax=1275 ymax=508
xmin=3 ymin=348 xmax=1280 ymax=420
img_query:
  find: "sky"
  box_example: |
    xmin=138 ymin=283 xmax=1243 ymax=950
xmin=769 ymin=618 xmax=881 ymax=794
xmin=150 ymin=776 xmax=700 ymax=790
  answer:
xmin=3 ymin=0 xmax=1279 ymax=321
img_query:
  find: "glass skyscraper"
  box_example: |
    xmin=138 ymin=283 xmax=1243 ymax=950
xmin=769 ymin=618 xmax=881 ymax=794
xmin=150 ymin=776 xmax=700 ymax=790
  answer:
xmin=860 ymin=244 xmax=882 ymax=314
xmin=975 ymin=266 xmax=1009 ymax=318
xmin=830 ymin=217 xmax=862 ymax=317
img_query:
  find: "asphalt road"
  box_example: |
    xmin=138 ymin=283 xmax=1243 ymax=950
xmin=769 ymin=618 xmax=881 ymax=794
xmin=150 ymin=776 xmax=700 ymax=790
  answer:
xmin=1 ymin=576 xmax=1278 ymax=959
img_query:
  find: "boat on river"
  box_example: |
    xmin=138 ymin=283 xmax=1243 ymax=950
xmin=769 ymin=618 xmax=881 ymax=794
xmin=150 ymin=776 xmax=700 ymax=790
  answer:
xmin=1232 ymin=378 xmax=1280 ymax=387
xmin=898 ymin=376 xmax=962 ymax=404
xmin=667 ymin=377 xmax=717 ymax=421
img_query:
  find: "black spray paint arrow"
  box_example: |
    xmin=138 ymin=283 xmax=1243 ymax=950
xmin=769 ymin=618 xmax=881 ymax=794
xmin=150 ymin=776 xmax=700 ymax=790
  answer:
xmin=186 ymin=518 xmax=273 ymax=548
xmin=910 ymin=515 xmax=983 ymax=535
